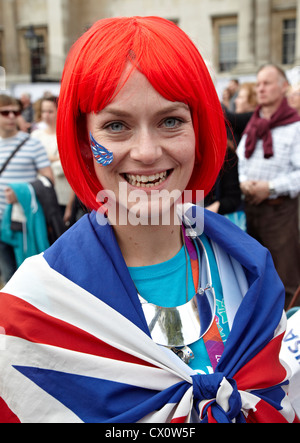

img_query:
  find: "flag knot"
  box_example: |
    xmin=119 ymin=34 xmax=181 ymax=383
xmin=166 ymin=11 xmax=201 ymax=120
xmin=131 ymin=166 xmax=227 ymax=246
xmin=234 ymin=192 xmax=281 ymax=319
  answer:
xmin=191 ymin=373 xmax=244 ymax=423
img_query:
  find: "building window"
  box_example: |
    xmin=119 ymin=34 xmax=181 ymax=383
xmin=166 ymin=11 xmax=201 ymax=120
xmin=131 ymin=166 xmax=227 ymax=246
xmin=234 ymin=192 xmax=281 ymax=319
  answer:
xmin=213 ymin=17 xmax=238 ymax=73
xmin=219 ymin=24 xmax=238 ymax=71
xmin=282 ymin=18 xmax=296 ymax=65
xmin=271 ymin=10 xmax=296 ymax=66
xmin=19 ymin=26 xmax=48 ymax=78
xmin=32 ymin=33 xmax=47 ymax=76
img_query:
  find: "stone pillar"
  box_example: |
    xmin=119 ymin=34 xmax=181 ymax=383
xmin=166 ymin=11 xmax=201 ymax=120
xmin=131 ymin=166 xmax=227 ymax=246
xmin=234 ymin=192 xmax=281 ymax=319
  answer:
xmin=255 ymin=0 xmax=272 ymax=67
xmin=46 ymin=0 xmax=69 ymax=78
xmin=1 ymin=0 xmax=19 ymax=74
xmin=235 ymin=0 xmax=256 ymax=73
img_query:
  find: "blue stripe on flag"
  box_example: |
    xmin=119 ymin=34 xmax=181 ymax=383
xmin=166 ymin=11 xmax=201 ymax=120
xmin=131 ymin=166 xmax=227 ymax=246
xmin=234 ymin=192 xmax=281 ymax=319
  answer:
xmin=14 ymin=366 xmax=189 ymax=423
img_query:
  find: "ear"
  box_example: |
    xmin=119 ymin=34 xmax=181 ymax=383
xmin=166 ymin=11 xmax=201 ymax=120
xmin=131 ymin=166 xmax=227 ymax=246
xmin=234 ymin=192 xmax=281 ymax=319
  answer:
xmin=282 ymin=80 xmax=290 ymax=96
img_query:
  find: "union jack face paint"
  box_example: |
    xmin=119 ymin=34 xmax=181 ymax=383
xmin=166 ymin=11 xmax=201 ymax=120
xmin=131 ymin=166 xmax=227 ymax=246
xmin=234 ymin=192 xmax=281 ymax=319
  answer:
xmin=90 ymin=132 xmax=114 ymax=166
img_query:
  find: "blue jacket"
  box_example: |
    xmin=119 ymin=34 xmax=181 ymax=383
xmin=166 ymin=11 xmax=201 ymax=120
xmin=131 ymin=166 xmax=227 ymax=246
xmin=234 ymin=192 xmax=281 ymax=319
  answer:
xmin=1 ymin=182 xmax=49 ymax=266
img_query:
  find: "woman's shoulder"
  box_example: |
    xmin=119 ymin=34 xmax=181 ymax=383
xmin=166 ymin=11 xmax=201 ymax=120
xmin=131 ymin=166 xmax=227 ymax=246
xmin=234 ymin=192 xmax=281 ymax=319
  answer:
xmin=42 ymin=211 xmax=122 ymax=291
xmin=44 ymin=213 xmax=96 ymax=264
xmin=203 ymin=208 xmax=261 ymax=248
xmin=31 ymin=128 xmax=45 ymax=139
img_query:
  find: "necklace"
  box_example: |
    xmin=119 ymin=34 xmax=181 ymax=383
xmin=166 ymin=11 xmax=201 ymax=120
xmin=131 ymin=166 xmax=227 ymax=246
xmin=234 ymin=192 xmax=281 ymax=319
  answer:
xmin=136 ymin=227 xmax=216 ymax=362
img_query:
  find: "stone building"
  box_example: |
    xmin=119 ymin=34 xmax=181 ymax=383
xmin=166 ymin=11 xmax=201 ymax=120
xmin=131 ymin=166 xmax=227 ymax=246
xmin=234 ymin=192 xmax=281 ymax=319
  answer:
xmin=0 ymin=0 xmax=300 ymax=86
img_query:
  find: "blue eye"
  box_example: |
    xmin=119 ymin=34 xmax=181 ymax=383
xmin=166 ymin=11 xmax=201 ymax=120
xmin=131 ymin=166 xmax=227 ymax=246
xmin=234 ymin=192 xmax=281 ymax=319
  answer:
xmin=164 ymin=118 xmax=177 ymax=128
xmin=108 ymin=122 xmax=125 ymax=132
xmin=162 ymin=118 xmax=183 ymax=129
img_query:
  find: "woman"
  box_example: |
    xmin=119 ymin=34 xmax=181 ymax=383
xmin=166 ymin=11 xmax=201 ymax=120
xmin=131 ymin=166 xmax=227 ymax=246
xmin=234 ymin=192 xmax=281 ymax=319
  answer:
xmin=235 ymin=82 xmax=257 ymax=114
xmin=223 ymin=82 xmax=258 ymax=148
xmin=0 ymin=17 xmax=297 ymax=423
xmin=31 ymin=97 xmax=74 ymax=224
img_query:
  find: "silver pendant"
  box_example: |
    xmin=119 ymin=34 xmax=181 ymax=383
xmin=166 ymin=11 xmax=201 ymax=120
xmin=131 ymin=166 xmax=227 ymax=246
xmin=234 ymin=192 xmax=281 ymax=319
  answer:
xmin=136 ymin=229 xmax=216 ymax=357
xmin=138 ymin=284 xmax=215 ymax=348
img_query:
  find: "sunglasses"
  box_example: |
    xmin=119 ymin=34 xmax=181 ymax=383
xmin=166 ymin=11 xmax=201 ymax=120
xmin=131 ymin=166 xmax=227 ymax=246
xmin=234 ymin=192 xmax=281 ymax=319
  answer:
xmin=0 ymin=110 xmax=21 ymax=117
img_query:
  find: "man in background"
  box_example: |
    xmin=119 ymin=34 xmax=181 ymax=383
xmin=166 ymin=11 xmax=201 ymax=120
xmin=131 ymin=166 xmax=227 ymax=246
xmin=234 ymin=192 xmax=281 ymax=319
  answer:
xmin=238 ymin=64 xmax=300 ymax=308
xmin=228 ymin=78 xmax=240 ymax=112
xmin=20 ymin=93 xmax=34 ymax=132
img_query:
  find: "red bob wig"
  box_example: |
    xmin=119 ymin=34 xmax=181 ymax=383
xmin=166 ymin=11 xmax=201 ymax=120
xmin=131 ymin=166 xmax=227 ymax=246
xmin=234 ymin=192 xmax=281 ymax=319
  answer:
xmin=57 ymin=16 xmax=227 ymax=211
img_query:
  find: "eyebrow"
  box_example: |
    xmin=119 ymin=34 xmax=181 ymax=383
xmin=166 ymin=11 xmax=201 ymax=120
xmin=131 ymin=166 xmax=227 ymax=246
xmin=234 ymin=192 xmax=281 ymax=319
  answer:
xmin=100 ymin=102 xmax=190 ymax=118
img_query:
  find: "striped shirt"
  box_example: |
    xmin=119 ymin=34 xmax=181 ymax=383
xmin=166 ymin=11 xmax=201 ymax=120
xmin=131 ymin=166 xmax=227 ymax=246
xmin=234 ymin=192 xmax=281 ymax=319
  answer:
xmin=237 ymin=121 xmax=300 ymax=199
xmin=0 ymin=131 xmax=50 ymax=219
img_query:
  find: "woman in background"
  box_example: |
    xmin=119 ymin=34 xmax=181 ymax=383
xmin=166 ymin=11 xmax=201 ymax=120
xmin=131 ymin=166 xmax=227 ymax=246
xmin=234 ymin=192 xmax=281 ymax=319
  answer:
xmin=31 ymin=97 xmax=74 ymax=224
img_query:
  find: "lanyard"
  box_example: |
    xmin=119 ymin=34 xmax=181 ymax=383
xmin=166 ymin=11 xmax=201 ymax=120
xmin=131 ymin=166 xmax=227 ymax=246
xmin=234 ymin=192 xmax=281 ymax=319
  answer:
xmin=184 ymin=230 xmax=225 ymax=371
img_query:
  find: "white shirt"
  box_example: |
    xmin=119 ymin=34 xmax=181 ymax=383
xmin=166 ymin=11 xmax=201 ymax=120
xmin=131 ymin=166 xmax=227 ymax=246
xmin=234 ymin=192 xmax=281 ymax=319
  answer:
xmin=31 ymin=129 xmax=72 ymax=206
xmin=0 ymin=131 xmax=50 ymax=219
xmin=237 ymin=121 xmax=300 ymax=199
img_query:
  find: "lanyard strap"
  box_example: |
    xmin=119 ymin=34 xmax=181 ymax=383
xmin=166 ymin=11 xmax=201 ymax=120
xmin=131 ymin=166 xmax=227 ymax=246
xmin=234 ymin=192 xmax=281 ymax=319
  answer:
xmin=183 ymin=229 xmax=225 ymax=371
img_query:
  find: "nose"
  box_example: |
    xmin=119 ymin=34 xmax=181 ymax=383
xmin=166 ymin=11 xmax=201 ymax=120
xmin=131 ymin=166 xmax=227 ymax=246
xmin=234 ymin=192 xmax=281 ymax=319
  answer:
xmin=130 ymin=129 xmax=163 ymax=165
xmin=256 ymin=83 xmax=264 ymax=93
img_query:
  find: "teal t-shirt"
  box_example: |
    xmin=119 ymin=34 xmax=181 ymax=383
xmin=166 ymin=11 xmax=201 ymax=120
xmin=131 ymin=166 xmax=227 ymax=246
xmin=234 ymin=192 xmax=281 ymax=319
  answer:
xmin=128 ymin=234 xmax=230 ymax=374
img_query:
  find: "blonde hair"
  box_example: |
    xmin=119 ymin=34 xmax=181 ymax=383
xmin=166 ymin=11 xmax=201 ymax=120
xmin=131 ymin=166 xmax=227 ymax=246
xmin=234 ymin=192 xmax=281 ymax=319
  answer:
xmin=240 ymin=82 xmax=257 ymax=109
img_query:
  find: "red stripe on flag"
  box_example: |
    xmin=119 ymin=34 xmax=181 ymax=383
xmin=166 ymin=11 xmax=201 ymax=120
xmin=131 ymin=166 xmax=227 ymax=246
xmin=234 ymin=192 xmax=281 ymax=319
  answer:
xmin=234 ymin=333 xmax=287 ymax=391
xmin=293 ymin=414 xmax=300 ymax=423
xmin=207 ymin=407 xmax=218 ymax=423
xmin=245 ymin=399 xmax=289 ymax=423
xmin=0 ymin=292 xmax=155 ymax=368
xmin=0 ymin=397 xmax=21 ymax=423
xmin=170 ymin=415 xmax=188 ymax=423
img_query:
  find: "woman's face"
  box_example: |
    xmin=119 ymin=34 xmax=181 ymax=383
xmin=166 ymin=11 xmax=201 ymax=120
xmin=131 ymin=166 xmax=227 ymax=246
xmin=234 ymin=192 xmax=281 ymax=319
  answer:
xmin=87 ymin=69 xmax=196 ymax=224
xmin=41 ymin=100 xmax=57 ymax=126
xmin=235 ymin=88 xmax=253 ymax=113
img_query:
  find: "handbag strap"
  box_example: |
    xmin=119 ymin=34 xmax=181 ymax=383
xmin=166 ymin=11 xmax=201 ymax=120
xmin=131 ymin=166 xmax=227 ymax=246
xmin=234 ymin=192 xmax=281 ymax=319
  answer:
xmin=0 ymin=135 xmax=30 ymax=176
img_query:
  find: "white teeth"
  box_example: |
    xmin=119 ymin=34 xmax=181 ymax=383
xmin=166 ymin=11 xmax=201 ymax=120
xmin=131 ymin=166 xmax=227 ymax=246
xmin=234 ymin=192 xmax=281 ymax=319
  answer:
xmin=125 ymin=171 xmax=168 ymax=187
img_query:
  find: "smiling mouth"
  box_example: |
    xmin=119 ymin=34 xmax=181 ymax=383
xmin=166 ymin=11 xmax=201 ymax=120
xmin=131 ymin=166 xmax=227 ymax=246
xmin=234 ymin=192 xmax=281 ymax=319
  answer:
xmin=123 ymin=170 xmax=172 ymax=188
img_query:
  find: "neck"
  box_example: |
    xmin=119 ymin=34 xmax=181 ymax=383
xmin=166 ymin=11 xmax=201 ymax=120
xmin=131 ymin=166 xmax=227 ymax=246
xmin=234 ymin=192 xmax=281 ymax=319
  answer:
xmin=0 ymin=128 xmax=18 ymax=139
xmin=45 ymin=124 xmax=56 ymax=134
xmin=261 ymin=98 xmax=284 ymax=120
xmin=113 ymin=221 xmax=183 ymax=267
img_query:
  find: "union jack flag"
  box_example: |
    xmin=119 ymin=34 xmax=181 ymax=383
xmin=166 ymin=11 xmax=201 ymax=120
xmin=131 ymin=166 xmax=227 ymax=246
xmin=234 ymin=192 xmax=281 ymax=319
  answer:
xmin=0 ymin=210 xmax=298 ymax=423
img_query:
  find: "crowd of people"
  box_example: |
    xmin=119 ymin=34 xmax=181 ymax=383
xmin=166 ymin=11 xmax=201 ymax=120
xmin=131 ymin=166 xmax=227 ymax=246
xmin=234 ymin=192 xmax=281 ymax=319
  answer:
xmin=0 ymin=16 xmax=298 ymax=424
xmin=0 ymin=92 xmax=86 ymax=286
xmin=211 ymin=66 xmax=300 ymax=309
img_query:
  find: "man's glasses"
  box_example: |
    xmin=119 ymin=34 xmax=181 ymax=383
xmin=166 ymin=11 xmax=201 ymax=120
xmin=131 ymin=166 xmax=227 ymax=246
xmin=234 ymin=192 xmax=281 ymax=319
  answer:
xmin=0 ymin=110 xmax=21 ymax=117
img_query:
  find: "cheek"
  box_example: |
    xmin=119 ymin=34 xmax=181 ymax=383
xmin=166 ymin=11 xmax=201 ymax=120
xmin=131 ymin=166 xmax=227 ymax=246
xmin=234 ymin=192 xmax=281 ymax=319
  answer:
xmin=94 ymin=162 xmax=110 ymax=187
xmin=173 ymin=135 xmax=196 ymax=185
xmin=181 ymin=134 xmax=196 ymax=167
